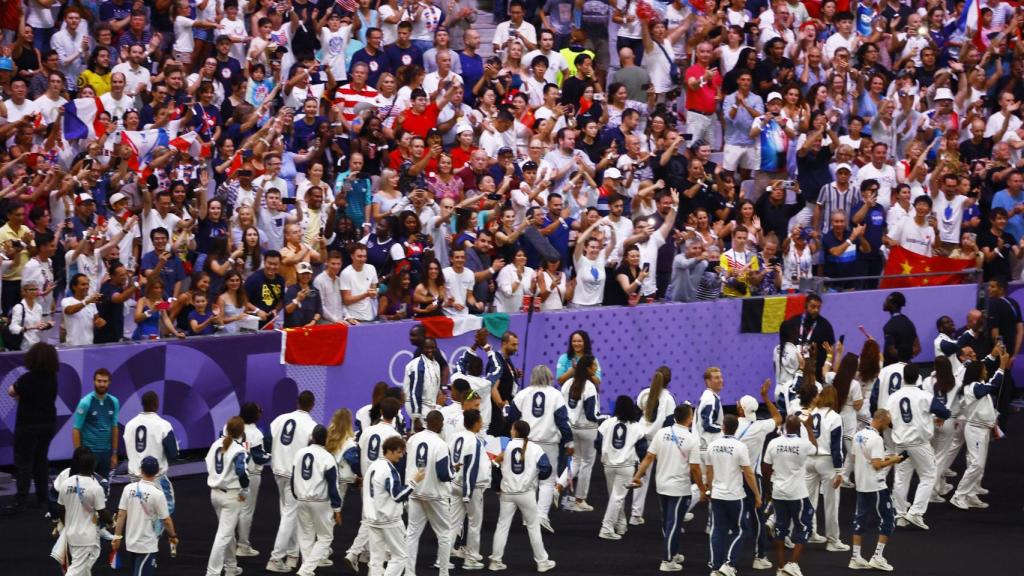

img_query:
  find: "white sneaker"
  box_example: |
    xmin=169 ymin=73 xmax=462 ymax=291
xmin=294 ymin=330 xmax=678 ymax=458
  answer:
xmin=536 ymin=559 xmax=556 ymax=572
xmin=599 ymin=530 xmax=622 ymax=540
xmin=629 ymin=515 xmax=645 ymax=525
xmin=938 ymin=482 xmax=953 ymax=495
xmin=684 ymin=512 xmax=694 ymax=522
xmin=225 ymin=567 xmax=243 ymax=576
xmin=452 ymin=547 xmax=466 ymax=559
xmin=869 ymin=555 xmax=894 ymax=571
xmin=896 ymin=517 xmax=908 ymax=528
xmin=943 ymin=469 xmax=956 ymax=478
xmin=614 ymin=523 xmax=627 ymax=535
xmin=929 ymin=493 xmax=945 ymax=504
xmin=719 ymin=564 xmax=739 ymax=576
xmin=673 ymin=554 xmax=685 ymax=564
xmin=848 ymin=556 xmax=872 ymax=570
xmin=489 ymin=560 xmax=507 ymax=571
xmin=434 ymin=560 xmax=455 ymax=569
xmin=344 ymin=552 xmax=360 ymax=572
xmin=950 ymin=496 xmax=971 ymax=510
xmin=318 ymin=558 xmax=333 ymax=567
xmin=975 ymin=487 xmax=989 ymax=496
xmin=265 ymin=559 xmax=290 ymax=573
xmin=904 ymin=513 xmax=929 ymax=530
xmin=808 ymin=533 xmax=827 ymax=544
xmin=659 ymin=560 xmax=683 ymax=572
xmin=286 ymin=555 xmax=300 ymax=569
xmin=752 ymin=557 xmax=773 ymax=570
xmin=539 ymin=517 xmax=555 ymax=533
xmin=826 ymin=538 xmax=850 ymax=552
xmin=573 ymin=501 xmax=594 ymax=512
xmin=782 ymin=561 xmax=804 ymax=576
xmin=464 ymin=559 xmax=486 ymax=570
xmin=235 ymin=544 xmax=259 ymax=557
xmin=965 ymin=495 xmax=989 ymax=509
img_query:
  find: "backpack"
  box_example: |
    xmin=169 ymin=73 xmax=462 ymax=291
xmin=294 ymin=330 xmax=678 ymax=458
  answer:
xmin=1 ymin=303 xmax=26 ymax=351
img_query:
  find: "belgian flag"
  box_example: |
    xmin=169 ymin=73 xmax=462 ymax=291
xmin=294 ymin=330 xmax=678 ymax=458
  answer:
xmin=740 ymin=294 xmax=807 ymax=333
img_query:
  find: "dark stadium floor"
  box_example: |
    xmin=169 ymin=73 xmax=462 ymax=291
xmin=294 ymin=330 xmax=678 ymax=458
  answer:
xmin=3 ymin=417 xmax=1023 ymax=576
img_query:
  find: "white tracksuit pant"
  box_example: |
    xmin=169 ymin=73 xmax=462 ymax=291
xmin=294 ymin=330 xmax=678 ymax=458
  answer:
xmin=405 ymin=498 xmax=453 ymax=575
xmin=449 ymin=485 xmax=485 ymax=562
xmin=490 ymin=492 xmax=550 ymax=565
xmin=67 ymin=544 xmax=100 ymax=576
xmin=237 ymin=473 xmax=261 ymax=548
xmin=933 ymin=419 xmax=965 ymax=493
xmin=206 ymin=489 xmax=242 ymax=576
xmin=954 ymin=424 xmax=991 ymax=499
xmin=569 ymin=427 xmax=597 ymax=500
xmin=600 ymin=466 xmax=633 ymax=534
xmin=270 ymin=475 xmax=299 ymax=561
xmin=841 ymin=436 xmax=855 ymax=481
xmin=369 ymin=522 xmax=408 ymax=576
xmin=892 ymin=443 xmax=937 ymax=517
xmin=536 ymin=442 xmax=559 ymax=521
xmin=296 ymin=500 xmax=334 ymax=576
xmin=631 ymin=465 xmax=653 ymax=519
xmin=805 ymin=455 xmax=840 ymax=540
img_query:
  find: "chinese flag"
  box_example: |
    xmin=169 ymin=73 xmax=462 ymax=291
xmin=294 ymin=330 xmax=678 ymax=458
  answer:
xmin=879 ymin=245 xmax=974 ymax=289
xmin=281 ymin=324 xmax=349 ymax=366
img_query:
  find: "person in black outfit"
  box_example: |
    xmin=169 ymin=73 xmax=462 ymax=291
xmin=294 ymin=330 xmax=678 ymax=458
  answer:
xmin=755 ymin=181 xmax=805 ymax=241
xmin=986 ymin=278 xmax=1021 ymax=428
xmin=2 ymin=342 xmax=59 ymax=514
xmin=977 ymin=207 xmax=1019 ymax=281
xmin=94 ymin=261 xmax=133 ymax=344
xmin=781 ymin=292 xmax=835 ymax=372
xmin=882 ymin=291 xmax=920 ymax=365
xmin=957 ymin=308 xmax=990 ymax=359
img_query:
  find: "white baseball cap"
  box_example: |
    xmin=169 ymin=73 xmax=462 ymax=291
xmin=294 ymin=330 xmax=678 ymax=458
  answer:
xmin=767 ymin=91 xmax=783 ymax=102
xmin=109 ymin=192 xmax=128 ymax=207
xmin=455 ymin=122 xmax=473 ymax=134
xmin=934 ymin=87 xmax=954 ymax=101
xmin=739 ymin=395 xmax=759 ymax=417
xmin=604 ymin=167 xmax=623 ymax=179
xmin=297 ymin=262 xmax=314 ymax=275
xmin=835 ymin=163 xmax=853 ymax=173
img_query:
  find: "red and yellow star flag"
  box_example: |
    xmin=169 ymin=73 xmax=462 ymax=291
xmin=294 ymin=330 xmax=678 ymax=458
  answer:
xmin=280 ymin=324 xmax=349 ymax=366
xmin=879 ymin=245 xmax=974 ymax=289
xmin=740 ymin=294 xmax=806 ymax=333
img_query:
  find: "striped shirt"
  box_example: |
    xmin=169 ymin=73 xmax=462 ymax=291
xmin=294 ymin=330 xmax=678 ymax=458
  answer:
xmin=815 ymin=183 xmax=859 ymax=233
xmin=333 ymin=83 xmax=380 ymax=124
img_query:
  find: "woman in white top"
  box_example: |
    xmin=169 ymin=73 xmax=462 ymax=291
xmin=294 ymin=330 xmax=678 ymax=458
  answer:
xmin=171 ymin=0 xmax=220 ymax=67
xmin=886 ymin=183 xmax=913 ymax=238
xmin=853 ymin=339 xmax=883 ymax=429
xmin=559 ymin=355 xmax=601 ymax=512
xmin=773 ymin=322 xmax=802 ymax=416
xmin=536 ymin=257 xmax=572 ymax=311
xmin=377 ymin=0 xmax=402 ymax=45
xmin=296 ymin=162 xmax=334 ymax=205
xmin=605 ymin=83 xmax=653 ymax=130
xmin=371 ymin=168 xmax=402 ymax=222
xmin=781 ymin=225 xmax=816 ymax=292
xmin=324 ymin=408 xmax=358 ymax=507
xmin=8 ymin=281 xmax=50 ymax=351
xmin=630 ymin=366 xmax=676 ymax=522
xmin=716 ymin=25 xmax=748 ymax=75
xmin=572 ymin=217 xmax=616 ymax=308
xmin=494 ymin=248 xmax=535 ymax=314
xmin=926 ymin=356 xmax=963 ymax=498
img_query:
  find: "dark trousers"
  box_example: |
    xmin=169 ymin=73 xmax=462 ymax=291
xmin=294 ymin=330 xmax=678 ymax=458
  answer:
xmin=710 ymin=498 xmax=749 ymax=569
xmin=1 ymin=279 xmax=20 ymax=315
xmin=127 ymin=551 xmax=158 ymax=576
xmin=859 ymin=254 xmax=884 ymax=290
xmin=13 ymin=424 xmax=55 ymax=505
xmin=744 ymin=479 xmax=769 ymax=559
xmin=660 ymin=494 xmax=691 ymax=562
xmin=93 ymin=450 xmax=113 ymax=478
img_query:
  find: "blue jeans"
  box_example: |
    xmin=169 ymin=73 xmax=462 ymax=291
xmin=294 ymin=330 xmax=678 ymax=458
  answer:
xmin=92 ymin=450 xmax=113 ymax=478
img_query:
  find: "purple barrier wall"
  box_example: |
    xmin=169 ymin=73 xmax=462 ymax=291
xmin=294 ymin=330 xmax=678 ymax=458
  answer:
xmin=0 ymin=283 xmax=983 ymax=465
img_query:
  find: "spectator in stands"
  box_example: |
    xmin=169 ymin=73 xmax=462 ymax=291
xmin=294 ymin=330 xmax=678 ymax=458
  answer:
xmin=283 ymin=262 xmax=322 ymax=328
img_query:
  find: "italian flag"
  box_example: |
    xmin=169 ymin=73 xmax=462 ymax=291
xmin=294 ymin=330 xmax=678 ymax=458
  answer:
xmin=420 ymin=313 xmax=510 ymax=339
xmin=280 ymin=324 xmax=350 ymax=366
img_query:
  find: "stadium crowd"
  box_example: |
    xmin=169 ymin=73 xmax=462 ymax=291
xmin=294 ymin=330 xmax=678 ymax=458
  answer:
xmin=0 ymin=0 xmax=1021 ymax=347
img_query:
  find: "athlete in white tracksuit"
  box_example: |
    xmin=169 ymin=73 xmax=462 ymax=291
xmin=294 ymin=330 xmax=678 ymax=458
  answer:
xmin=267 ymin=394 xmax=319 ymax=572
xmin=507 ymin=365 xmax=573 ymax=529
xmin=887 ymin=364 xmax=951 ymax=528
xmin=234 ymin=403 xmax=271 ymax=557
xmin=799 ymin=385 xmax=846 ymax=549
xmin=489 ymin=421 xmax=556 ymax=572
xmin=365 ymin=437 xmax=421 ymax=576
xmin=291 ymin=426 xmax=343 ymax=576
xmin=404 ymin=341 xmax=443 ymax=428
xmin=874 ymin=361 xmax=907 ymax=449
xmin=122 ymin=392 xmax=179 ymax=531
xmin=925 ymin=357 xmax=964 ymax=499
xmin=951 ymin=352 xmax=1006 ymax=510
xmin=693 ymin=369 xmax=725 ymax=469
xmin=58 ymin=451 xmax=112 ymax=576
xmin=560 ymin=366 xmax=601 ymax=510
xmin=404 ymin=411 xmax=455 ymax=576
xmin=631 ymin=371 xmax=677 ymax=521
xmin=596 ymin=396 xmax=648 ymax=540
xmin=204 ymin=418 xmax=251 ymax=576
xmin=449 ymin=409 xmax=491 ymax=570
xmin=735 ymin=385 xmax=784 ymax=566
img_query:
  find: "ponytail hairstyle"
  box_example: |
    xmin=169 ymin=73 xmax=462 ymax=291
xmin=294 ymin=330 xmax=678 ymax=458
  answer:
xmin=644 ymin=370 xmax=667 ymax=424
xmin=932 ymin=356 xmax=956 ymax=396
xmin=832 ymin=353 xmax=859 ymax=408
xmin=223 ymin=416 xmax=245 ymax=453
xmin=325 ymin=408 xmax=354 ymax=454
xmin=512 ymin=420 xmax=531 ymax=453
xmin=569 ymin=354 xmax=595 ymax=401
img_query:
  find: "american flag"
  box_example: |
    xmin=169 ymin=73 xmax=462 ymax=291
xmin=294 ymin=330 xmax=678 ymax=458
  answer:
xmin=335 ymin=0 xmax=358 ymax=12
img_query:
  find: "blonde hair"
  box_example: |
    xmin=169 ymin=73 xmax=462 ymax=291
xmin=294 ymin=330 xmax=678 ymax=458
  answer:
xmin=703 ymin=367 xmax=721 ymax=382
xmin=325 ymin=408 xmax=354 ymax=454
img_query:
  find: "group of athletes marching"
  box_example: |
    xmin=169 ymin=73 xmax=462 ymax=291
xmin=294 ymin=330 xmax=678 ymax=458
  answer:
xmin=50 ymin=321 xmax=1004 ymax=576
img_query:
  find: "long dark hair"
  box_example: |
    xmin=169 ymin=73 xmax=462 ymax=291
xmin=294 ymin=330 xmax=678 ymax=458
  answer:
xmin=857 ymin=339 xmax=881 ymax=383
xmin=512 ymin=420 xmax=531 ymax=452
xmin=24 ymin=342 xmax=59 ymax=375
xmin=933 ymin=356 xmax=956 ymax=395
xmin=613 ymin=395 xmax=639 ymax=423
xmin=221 ymin=270 xmax=249 ymax=306
xmin=569 ymin=354 xmax=595 ymax=401
xmin=566 ymin=330 xmax=593 ymax=358
xmin=643 ymin=370 xmax=667 ymax=423
xmin=832 ymin=353 xmax=859 ymax=408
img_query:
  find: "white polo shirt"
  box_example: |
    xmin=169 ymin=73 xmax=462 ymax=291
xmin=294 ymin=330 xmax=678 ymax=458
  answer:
xmin=707 ymin=435 xmax=751 ymax=501
xmin=763 ymin=433 xmax=816 ymax=500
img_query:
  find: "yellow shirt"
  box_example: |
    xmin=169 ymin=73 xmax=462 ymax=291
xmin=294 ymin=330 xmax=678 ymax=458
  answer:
xmin=79 ymin=70 xmax=112 ymax=96
xmin=719 ymin=249 xmax=760 ymax=298
xmin=0 ymin=223 xmax=32 ymax=280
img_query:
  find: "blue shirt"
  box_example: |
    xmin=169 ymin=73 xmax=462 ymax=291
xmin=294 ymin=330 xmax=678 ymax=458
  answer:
xmin=851 ymin=200 xmax=886 ymax=256
xmin=458 ymin=52 xmax=484 ymax=108
xmin=991 ymin=189 xmax=1024 ymax=241
xmin=542 ymin=215 xmax=575 ymax=265
xmin=140 ymin=250 xmax=186 ymax=299
xmin=73 ymin=392 xmax=120 ymax=452
xmin=349 ymin=49 xmax=391 ymax=87
xmin=722 ymin=91 xmax=763 ymax=147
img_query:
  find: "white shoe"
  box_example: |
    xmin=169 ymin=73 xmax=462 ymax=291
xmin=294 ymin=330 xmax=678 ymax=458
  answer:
xmin=540 ymin=517 xmax=555 ymax=533
xmin=950 ymin=496 xmax=971 ymax=510
xmin=225 ymin=567 xmax=243 ymax=576
xmin=599 ymin=530 xmax=622 ymax=540
xmin=318 ymin=558 xmax=333 ymax=567
xmin=752 ymin=557 xmax=773 ymax=570
xmin=896 ymin=517 xmax=908 ymax=528
xmin=943 ymin=469 xmax=957 ymax=478
xmin=452 ymin=547 xmax=466 ymax=559
xmin=807 ymin=533 xmax=827 ymax=544
xmin=782 ymin=562 xmax=804 ymax=576
xmin=629 ymin=515 xmax=645 ymax=525
xmin=848 ymin=556 xmax=872 ymax=570
xmin=719 ymin=564 xmax=739 ymax=576
xmin=904 ymin=513 xmax=929 ymax=530
xmin=825 ymin=538 xmax=850 ymax=552
xmin=265 ymin=559 xmax=290 ymax=573
xmin=975 ymin=486 xmax=989 ymax=496
xmin=464 ymin=559 xmax=486 ymax=570
xmin=344 ymin=552 xmax=360 ymax=572
xmin=573 ymin=500 xmax=594 ymax=512
xmin=965 ymin=494 xmax=989 ymax=509
xmin=684 ymin=512 xmax=694 ymax=522
xmin=938 ymin=482 xmax=953 ymax=495
xmin=929 ymin=493 xmax=945 ymax=504
xmin=235 ymin=544 xmax=259 ymax=557
xmin=537 ymin=559 xmax=556 ymax=572
xmin=434 ymin=560 xmax=455 ymax=569
xmin=489 ymin=560 xmax=507 ymax=571
xmin=673 ymin=554 xmax=685 ymax=564
xmin=869 ymin=555 xmax=894 ymax=571
xmin=614 ymin=523 xmax=627 ymax=535
xmin=286 ymin=555 xmax=300 ymax=569
xmin=659 ymin=560 xmax=683 ymax=572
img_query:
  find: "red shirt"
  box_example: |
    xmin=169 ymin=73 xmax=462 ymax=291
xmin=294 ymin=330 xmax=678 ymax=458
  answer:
xmin=450 ymin=146 xmax=478 ymax=171
xmin=684 ymin=63 xmax=721 ymax=114
xmin=398 ymin=102 xmax=440 ymax=139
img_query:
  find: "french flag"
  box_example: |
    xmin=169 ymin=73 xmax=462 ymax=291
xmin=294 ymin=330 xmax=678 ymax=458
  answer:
xmin=121 ymin=128 xmax=169 ymax=172
xmin=956 ymin=0 xmax=986 ymax=51
xmin=169 ymin=130 xmax=212 ymax=159
xmin=63 ymin=98 xmax=106 ymax=141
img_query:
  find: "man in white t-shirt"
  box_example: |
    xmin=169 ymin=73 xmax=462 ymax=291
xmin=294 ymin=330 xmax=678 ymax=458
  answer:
xmin=855 ymin=143 xmax=898 ymax=208
xmin=763 ymin=415 xmax=818 ymax=576
xmin=891 ymin=195 xmax=939 ymax=257
xmin=706 ymin=415 xmax=762 ymax=576
xmin=100 ymin=73 xmax=134 ymax=126
xmin=340 ymin=244 xmax=379 ymax=322
xmin=112 ymin=457 xmax=178 ymax=576
xmin=58 ymin=449 xmax=113 ymax=576
xmin=112 ymin=44 xmax=153 ymax=97
xmin=443 ymin=246 xmax=481 ymax=316
xmin=984 ymin=91 xmax=1024 ymax=147
xmin=62 ymin=273 xmax=101 ymax=347
xmin=931 ymin=173 xmax=973 ymax=256
xmin=523 ymin=30 xmax=568 ymax=84
xmin=492 ymin=1 xmax=538 ymax=54
xmin=141 ymin=188 xmax=181 ymax=255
